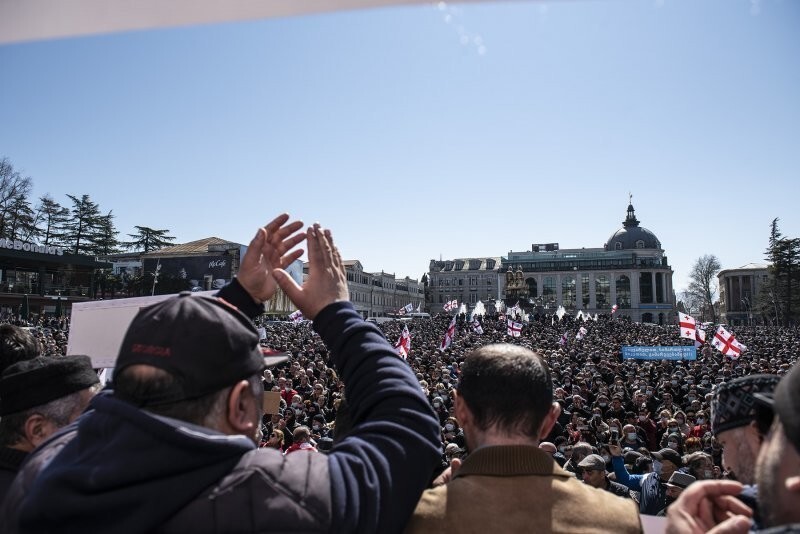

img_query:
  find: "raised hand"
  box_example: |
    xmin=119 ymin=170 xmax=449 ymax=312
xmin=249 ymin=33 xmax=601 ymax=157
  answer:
xmin=665 ymin=481 xmax=752 ymax=534
xmin=272 ymin=224 xmax=349 ymax=320
xmin=237 ymin=214 xmax=305 ymax=303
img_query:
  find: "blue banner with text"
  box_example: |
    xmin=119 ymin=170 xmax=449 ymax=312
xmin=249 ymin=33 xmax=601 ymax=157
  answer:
xmin=621 ymin=346 xmax=697 ymax=361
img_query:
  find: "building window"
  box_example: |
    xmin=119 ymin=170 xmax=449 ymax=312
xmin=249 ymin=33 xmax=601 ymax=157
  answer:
xmin=616 ymin=275 xmax=631 ymax=308
xmin=636 ymin=240 xmax=645 ymax=249
xmin=595 ymin=275 xmax=610 ymax=309
xmin=562 ymin=276 xmax=576 ymax=309
xmin=615 ymin=242 xmax=622 ymax=250
xmin=639 ymin=272 xmax=654 ymax=304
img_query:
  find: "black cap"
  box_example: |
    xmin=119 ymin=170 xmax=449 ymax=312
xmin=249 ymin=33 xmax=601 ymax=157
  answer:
xmin=114 ymin=293 xmax=287 ymax=405
xmin=754 ymin=363 xmax=800 ymax=453
xmin=652 ymin=448 xmax=683 ymax=467
xmin=0 ymin=355 xmax=99 ymax=415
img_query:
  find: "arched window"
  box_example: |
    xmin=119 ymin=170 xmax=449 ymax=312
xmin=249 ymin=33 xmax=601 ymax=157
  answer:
xmin=636 ymin=240 xmax=645 ymax=249
xmin=614 ymin=242 xmax=623 ymax=250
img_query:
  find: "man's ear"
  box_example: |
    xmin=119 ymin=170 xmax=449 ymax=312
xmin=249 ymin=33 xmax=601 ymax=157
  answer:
xmin=454 ymin=391 xmax=472 ymax=428
xmin=23 ymin=413 xmax=51 ymax=449
xmin=226 ymin=380 xmax=258 ymax=435
xmin=538 ymin=402 xmax=562 ymax=442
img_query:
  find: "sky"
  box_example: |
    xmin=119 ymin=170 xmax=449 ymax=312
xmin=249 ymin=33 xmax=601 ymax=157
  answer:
xmin=1 ymin=0 xmax=798 ymax=295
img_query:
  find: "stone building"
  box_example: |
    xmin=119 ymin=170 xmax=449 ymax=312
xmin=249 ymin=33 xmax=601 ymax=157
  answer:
xmin=426 ymin=257 xmax=502 ymax=314
xmin=718 ymin=263 xmax=770 ymax=325
xmin=426 ymin=202 xmax=676 ymax=323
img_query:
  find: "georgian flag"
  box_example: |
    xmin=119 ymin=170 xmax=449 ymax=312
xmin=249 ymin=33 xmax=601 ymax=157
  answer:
xmin=443 ymin=299 xmax=458 ymax=312
xmin=611 ymin=304 xmax=619 ymax=315
xmin=576 ymin=326 xmax=588 ymax=340
xmin=712 ymin=326 xmax=746 ymax=359
xmin=440 ymin=316 xmax=457 ymax=350
xmin=471 ymin=318 xmax=483 ymax=335
xmin=678 ymin=312 xmax=698 ymax=339
xmin=289 ymin=310 xmax=304 ymax=322
xmin=558 ymin=332 xmax=568 ymax=346
xmin=507 ymin=319 xmax=522 ymax=337
xmin=395 ymin=325 xmax=411 ymax=359
xmin=694 ymin=327 xmax=707 ymax=348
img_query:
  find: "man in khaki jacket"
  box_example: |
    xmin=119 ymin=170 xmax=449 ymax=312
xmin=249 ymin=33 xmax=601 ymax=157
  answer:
xmin=406 ymin=344 xmax=642 ymax=534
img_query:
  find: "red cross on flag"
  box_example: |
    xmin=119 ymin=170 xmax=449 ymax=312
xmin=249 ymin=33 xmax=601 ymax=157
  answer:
xmin=394 ymin=324 xmax=411 ymax=359
xmin=507 ymin=319 xmax=522 ymax=337
xmin=576 ymin=326 xmax=588 ymax=341
xmin=440 ymin=316 xmax=457 ymax=350
xmin=678 ymin=312 xmax=698 ymax=339
xmin=471 ymin=319 xmax=483 ymax=335
xmin=712 ymin=326 xmax=746 ymax=359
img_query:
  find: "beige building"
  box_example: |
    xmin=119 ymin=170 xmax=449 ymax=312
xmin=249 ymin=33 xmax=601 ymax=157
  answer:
xmin=427 ymin=203 xmax=676 ymax=323
xmin=718 ymin=263 xmax=770 ymax=325
xmin=426 ymin=257 xmax=502 ymax=314
xmin=305 ymin=260 xmax=424 ymax=319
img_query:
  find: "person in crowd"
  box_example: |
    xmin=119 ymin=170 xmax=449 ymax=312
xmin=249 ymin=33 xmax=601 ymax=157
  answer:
xmin=563 ymin=441 xmax=593 ymax=475
xmin=611 ymin=443 xmax=682 ymax=515
xmin=262 ymin=428 xmax=285 ymax=451
xmin=711 ymin=374 xmax=780 ymax=485
xmin=0 ymin=355 xmax=100 ymax=502
xmin=665 ymin=363 xmax=800 ymax=533
xmin=0 ymin=217 xmax=441 ymax=534
xmin=657 ymin=472 xmax=696 ymax=516
xmin=284 ymin=425 xmax=317 ymax=454
xmin=683 ymin=451 xmax=715 ymax=481
xmin=406 ymin=344 xmax=641 ymax=533
xmin=578 ymin=453 xmax=631 ymax=499
xmin=0 ymin=325 xmax=40 ymax=374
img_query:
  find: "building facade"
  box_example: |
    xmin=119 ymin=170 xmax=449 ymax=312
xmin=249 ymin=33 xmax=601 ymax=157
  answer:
xmin=426 ymin=203 xmax=675 ymax=323
xmin=718 ymin=263 xmax=770 ymax=325
xmin=306 ymin=260 xmax=424 ymax=319
xmin=0 ymin=237 xmax=111 ymax=317
xmin=426 ymin=257 xmax=502 ymax=314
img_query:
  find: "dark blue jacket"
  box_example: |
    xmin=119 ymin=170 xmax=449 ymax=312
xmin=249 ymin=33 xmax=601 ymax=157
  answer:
xmin=1 ymin=291 xmax=440 ymax=534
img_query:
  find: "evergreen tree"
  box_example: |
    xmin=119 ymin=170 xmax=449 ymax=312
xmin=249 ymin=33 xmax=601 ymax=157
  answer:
xmin=90 ymin=210 xmax=121 ymax=256
xmin=760 ymin=218 xmax=800 ymax=326
xmin=33 ymin=195 xmax=71 ymax=246
xmin=123 ymin=226 xmax=176 ymax=253
xmin=6 ymin=194 xmax=37 ymax=241
xmin=62 ymin=194 xmax=104 ymax=255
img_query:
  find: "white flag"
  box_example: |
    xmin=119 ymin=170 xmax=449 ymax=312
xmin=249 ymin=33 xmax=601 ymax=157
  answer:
xmin=678 ymin=312 xmax=698 ymax=339
xmin=712 ymin=326 xmax=746 ymax=359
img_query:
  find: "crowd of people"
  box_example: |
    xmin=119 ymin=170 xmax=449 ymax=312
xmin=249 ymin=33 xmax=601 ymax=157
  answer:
xmin=0 ymin=214 xmax=797 ymax=532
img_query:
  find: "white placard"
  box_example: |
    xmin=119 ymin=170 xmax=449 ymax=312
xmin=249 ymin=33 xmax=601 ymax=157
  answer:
xmin=67 ymin=291 xmax=216 ymax=368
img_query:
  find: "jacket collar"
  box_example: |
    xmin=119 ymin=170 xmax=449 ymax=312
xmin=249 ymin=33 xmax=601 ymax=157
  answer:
xmin=455 ymin=445 xmax=571 ymax=478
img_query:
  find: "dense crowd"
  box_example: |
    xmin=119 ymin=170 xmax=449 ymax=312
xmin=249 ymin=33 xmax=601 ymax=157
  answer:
xmin=254 ymin=311 xmax=799 ymax=486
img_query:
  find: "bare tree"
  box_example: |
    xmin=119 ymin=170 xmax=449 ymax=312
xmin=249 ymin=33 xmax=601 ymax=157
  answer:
xmin=0 ymin=157 xmax=33 ymax=239
xmin=688 ymin=254 xmax=722 ymax=323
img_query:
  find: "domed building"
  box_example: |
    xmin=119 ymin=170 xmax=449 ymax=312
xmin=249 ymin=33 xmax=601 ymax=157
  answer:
xmin=497 ymin=202 xmax=674 ymax=323
xmin=427 ymin=201 xmax=675 ymax=323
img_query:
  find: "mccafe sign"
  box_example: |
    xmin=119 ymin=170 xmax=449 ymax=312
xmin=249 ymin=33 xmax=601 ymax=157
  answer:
xmin=0 ymin=239 xmax=65 ymax=256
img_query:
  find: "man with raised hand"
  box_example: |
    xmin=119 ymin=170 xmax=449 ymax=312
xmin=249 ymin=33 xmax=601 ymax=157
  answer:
xmin=1 ymin=217 xmax=441 ymax=534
